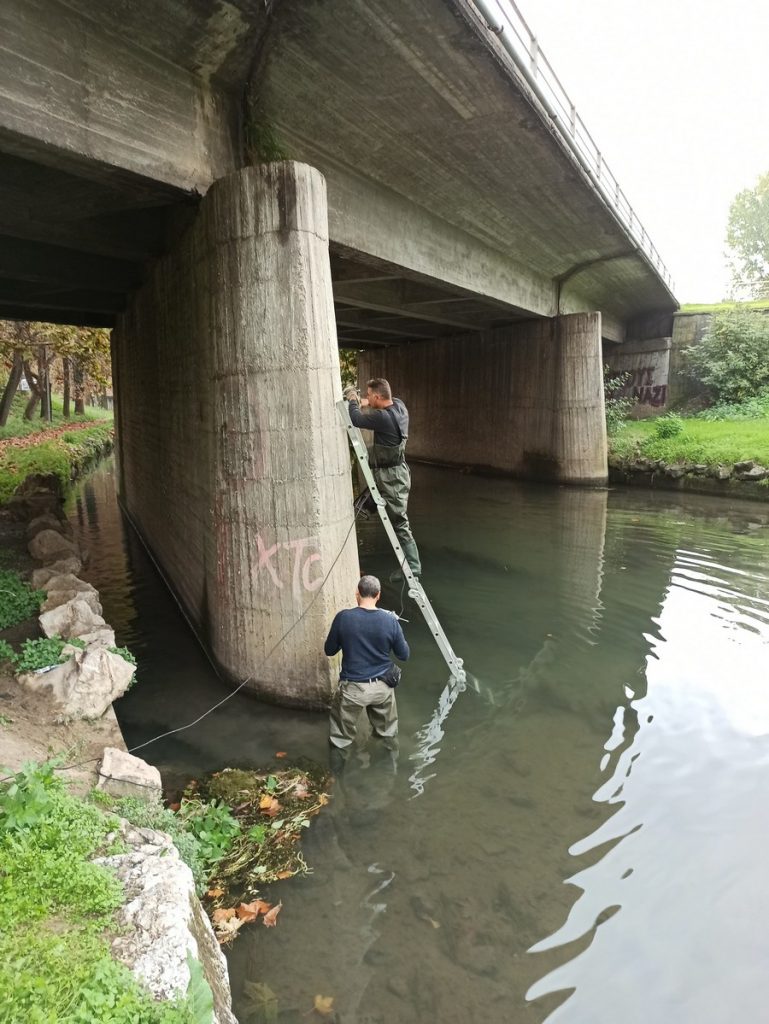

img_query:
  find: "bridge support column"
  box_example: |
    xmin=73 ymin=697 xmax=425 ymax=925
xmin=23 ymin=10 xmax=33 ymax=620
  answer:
xmin=112 ymin=162 xmax=358 ymax=708
xmin=358 ymin=311 xmax=607 ymax=485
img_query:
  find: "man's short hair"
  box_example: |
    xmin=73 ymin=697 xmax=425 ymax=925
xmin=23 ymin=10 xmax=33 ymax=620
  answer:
xmin=357 ymin=574 xmax=381 ymax=598
xmin=367 ymin=378 xmax=392 ymax=400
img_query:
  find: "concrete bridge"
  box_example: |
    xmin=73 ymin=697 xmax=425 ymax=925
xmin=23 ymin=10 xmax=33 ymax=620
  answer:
xmin=0 ymin=0 xmax=677 ymax=705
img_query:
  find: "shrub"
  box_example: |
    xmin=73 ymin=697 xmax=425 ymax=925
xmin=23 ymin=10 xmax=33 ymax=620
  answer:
xmin=653 ymin=414 xmax=684 ymax=439
xmin=11 ymin=635 xmax=71 ymax=674
xmin=604 ymin=367 xmax=636 ymax=434
xmin=684 ymin=308 xmax=769 ymax=404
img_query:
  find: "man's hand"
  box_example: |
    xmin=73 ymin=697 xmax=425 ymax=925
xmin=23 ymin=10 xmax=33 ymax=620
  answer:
xmin=343 ymin=385 xmax=360 ymax=403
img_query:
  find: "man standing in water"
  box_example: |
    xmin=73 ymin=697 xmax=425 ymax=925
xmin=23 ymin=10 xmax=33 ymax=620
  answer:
xmin=344 ymin=377 xmax=422 ymax=581
xmin=325 ymin=574 xmax=409 ymax=766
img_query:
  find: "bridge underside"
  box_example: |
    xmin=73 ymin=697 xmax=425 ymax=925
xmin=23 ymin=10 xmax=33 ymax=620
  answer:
xmin=0 ymin=0 xmax=676 ymax=705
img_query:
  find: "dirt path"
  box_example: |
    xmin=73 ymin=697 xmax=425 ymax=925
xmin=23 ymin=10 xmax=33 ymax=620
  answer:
xmin=0 ymin=420 xmax=100 ymax=456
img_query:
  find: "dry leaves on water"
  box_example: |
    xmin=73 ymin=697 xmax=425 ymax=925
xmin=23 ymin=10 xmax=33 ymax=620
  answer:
xmin=313 ymin=994 xmax=335 ymax=1016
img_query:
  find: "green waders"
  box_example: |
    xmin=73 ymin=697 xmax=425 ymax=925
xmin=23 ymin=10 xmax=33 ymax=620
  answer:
xmin=371 ymin=440 xmax=422 ymax=576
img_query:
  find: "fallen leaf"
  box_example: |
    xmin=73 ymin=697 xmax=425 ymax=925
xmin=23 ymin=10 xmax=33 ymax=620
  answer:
xmin=259 ymin=795 xmax=282 ymax=817
xmin=276 ymin=870 xmax=293 ymax=880
xmin=293 ymin=783 xmax=310 ymax=799
xmin=262 ymin=901 xmax=282 ymax=927
xmin=215 ymin=916 xmax=244 ymax=943
xmin=212 ymin=907 xmax=237 ymax=924
xmin=275 ymin=751 xmax=287 ymax=758
xmin=206 ymin=887 xmax=224 ymax=899
xmin=318 ymin=793 xmax=330 ymax=806
xmin=313 ymin=994 xmax=335 ymax=1016
xmin=236 ymin=899 xmax=271 ymax=922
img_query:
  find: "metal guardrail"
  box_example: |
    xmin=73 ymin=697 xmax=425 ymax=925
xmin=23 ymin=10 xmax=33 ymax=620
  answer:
xmin=470 ymin=0 xmax=675 ymax=294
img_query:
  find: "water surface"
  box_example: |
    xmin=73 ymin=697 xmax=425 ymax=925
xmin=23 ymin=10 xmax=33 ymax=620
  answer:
xmin=67 ymin=461 xmax=769 ymax=1023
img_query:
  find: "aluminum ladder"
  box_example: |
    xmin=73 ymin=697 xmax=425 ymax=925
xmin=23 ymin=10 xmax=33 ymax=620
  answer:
xmin=337 ymin=399 xmax=466 ymax=684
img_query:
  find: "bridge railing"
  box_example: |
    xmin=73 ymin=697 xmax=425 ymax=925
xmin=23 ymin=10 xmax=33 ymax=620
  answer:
xmin=469 ymin=0 xmax=675 ymax=294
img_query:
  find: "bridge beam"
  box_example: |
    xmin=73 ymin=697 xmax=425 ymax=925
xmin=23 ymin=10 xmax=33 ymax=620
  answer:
xmin=112 ymin=161 xmax=359 ymax=707
xmin=358 ymin=312 xmax=607 ymax=486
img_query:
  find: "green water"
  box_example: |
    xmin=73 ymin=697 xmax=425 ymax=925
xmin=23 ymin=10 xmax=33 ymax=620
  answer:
xmin=68 ymin=461 xmax=769 ymax=1023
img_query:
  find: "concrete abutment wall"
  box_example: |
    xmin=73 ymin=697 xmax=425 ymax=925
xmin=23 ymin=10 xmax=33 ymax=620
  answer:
xmin=113 ymin=162 xmax=358 ymax=708
xmin=359 ymin=312 xmax=607 ymax=486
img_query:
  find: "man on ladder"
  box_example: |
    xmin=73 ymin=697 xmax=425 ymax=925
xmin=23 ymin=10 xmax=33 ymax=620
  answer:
xmin=344 ymin=378 xmax=422 ymax=581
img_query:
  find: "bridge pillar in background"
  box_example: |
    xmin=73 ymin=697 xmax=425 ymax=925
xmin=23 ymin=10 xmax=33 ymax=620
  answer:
xmin=358 ymin=311 xmax=607 ymax=486
xmin=112 ymin=162 xmax=358 ymax=708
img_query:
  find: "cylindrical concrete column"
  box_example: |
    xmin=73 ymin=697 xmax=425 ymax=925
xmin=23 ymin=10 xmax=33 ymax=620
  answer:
xmin=113 ymin=162 xmax=358 ymax=708
xmin=551 ymin=312 xmax=608 ymax=485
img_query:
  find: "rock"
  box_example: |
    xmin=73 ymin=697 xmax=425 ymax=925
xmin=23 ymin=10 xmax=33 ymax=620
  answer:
xmin=713 ymin=465 xmax=732 ymax=481
xmin=26 ymin=513 xmax=74 ymax=542
xmin=95 ymin=822 xmax=237 ymax=1024
xmin=39 ymin=596 xmax=106 ymax=640
xmin=28 ymin=528 xmax=78 ymax=563
xmin=734 ymin=460 xmax=754 ymax=472
xmin=32 ymin=557 xmax=83 ymax=586
xmin=42 ymin=580 xmax=102 ymax=617
xmin=664 ymin=463 xmax=686 ymax=479
xmin=18 ymin=644 xmax=135 ymax=719
xmin=75 ymin=626 xmax=116 ymax=647
xmin=737 ymin=465 xmax=768 ymax=481
xmin=97 ymin=748 xmax=161 ymax=802
xmin=691 ymin=464 xmax=708 ymax=475
xmin=5 ymin=474 xmax=65 ymax=522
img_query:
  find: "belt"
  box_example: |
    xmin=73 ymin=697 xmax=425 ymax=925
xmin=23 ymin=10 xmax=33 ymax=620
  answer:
xmin=341 ymin=676 xmax=384 ymax=684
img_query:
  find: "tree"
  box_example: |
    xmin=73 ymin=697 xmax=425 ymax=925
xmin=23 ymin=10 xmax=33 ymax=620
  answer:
xmin=684 ymin=307 xmax=769 ymax=403
xmin=0 ymin=320 xmax=111 ymax=424
xmin=726 ymin=172 xmax=769 ymax=299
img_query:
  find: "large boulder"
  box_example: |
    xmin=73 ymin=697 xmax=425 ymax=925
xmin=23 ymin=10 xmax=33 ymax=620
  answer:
xmin=74 ymin=626 xmax=116 ymax=647
xmin=26 ymin=513 xmax=74 ymax=542
xmin=39 ymin=596 xmax=105 ymax=640
xmin=95 ymin=822 xmax=237 ymax=1024
xmin=32 ymin=557 xmax=84 ymax=587
xmin=97 ymin=748 xmax=162 ymax=802
xmin=28 ymin=528 xmax=78 ymax=563
xmin=41 ymin=581 xmax=102 ymax=617
xmin=5 ymin=474 xmax=64 ymax=521
xmin=18 ymin=644 xmax=134 ymax=719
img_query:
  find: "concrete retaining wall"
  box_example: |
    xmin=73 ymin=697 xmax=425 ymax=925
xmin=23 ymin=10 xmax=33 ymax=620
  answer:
xmin=603 ymin=336 xmax=671 ymax=417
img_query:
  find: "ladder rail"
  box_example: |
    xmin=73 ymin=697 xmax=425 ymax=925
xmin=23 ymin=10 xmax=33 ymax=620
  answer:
xmin=337 ymin=400 xmax=466 ymax=684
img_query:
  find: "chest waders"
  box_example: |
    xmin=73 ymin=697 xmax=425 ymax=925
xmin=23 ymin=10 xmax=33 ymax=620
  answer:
xmin=370 ymin=437 xmax=422 ymax=577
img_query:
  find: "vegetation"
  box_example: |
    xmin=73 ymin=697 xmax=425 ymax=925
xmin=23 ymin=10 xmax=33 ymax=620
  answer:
xmin=0 ymin=321 xmax=111 ymax=425
xmin=0 ymin=416 xmax=113 ymax=504
xmin=0 ymin=570 xmax=43 ymax=629
xmin=0 ymin=393 xmax=110 ymax=443
xmin=10 ymin=636 xmax=75 ymax=674
xmin=679 ymin=299 xmax=769 ymax=314
xmin=683 ymin=308 xmax=769 ymax=404
xmin=726 ymin=171 xmax=769 ymax=299
xmin=603 ymin=367 xmax=636 ymax=434
xmin=0 ymin=761 xmax=208 ymax=1023
xmin=610 ymin=416 xmax=769 ymax=467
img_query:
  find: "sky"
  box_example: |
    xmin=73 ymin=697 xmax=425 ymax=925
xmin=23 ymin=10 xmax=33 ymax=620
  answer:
xmin=501 ymin=0 xmax=769 ymax=304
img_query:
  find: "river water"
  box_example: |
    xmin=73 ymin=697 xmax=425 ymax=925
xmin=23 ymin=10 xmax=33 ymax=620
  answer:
xmin=66 ymin=460 xmax=769 ymax=1024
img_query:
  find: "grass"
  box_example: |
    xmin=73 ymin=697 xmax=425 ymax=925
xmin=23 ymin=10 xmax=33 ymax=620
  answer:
xmin=0 ymin=396 xmax=113 ymax=504
xmin=610 ymin=417 xmax=769 ymax=467
xmin=0 ymin=393 xmax=111 ymax=443
xmin=678 ymin=299 xmax=769 ymax=315
xmin=0 ymin=762 xmax=204 ymax=1024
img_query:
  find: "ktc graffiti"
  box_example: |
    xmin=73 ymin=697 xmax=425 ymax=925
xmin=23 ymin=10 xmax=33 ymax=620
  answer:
xmin=256 ymin=533 xmax=323 ymax=599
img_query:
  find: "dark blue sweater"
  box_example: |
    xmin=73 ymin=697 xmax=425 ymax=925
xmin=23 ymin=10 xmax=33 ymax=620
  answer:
xmin=324 ymin=606 xmax=410 ymax=681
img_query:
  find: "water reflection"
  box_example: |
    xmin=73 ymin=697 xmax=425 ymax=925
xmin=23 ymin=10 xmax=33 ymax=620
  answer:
xmin=65 ymin=461 xmax=769 ymax=1023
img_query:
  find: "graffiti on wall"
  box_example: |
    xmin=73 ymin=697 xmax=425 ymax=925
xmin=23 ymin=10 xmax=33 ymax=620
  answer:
xmin=256 ymin=533 xmax=323 ymax=599
xmin=610 ymin=365 xmax=668 ymax=408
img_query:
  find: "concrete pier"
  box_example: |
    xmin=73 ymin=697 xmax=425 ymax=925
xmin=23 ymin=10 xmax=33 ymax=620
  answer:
xmin=112 ymin=162 xmax=358 ymax=707
xmin=358 ymin=312 xmax=607 ymax=486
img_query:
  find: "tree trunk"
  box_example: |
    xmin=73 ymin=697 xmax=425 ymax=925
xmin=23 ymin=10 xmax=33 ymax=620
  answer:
xmin=0 ymin=351 xmax=23 ymax=426
xmin=22 ymin=360 xmax=40 ymax=420
xmin=39 ymin=347 xmax=51 ymax=421
xmin=62 ymin=356 xmax=71 ymax=417
xmin=73 ymin=358 xmax=85 ymax=415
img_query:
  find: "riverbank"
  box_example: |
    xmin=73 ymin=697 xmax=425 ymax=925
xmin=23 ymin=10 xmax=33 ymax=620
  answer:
xmin=609 ymin=417 xmax=769 ymax=500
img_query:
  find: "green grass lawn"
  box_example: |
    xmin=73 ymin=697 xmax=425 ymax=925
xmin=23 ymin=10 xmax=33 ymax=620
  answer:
xmin=678 ymin=299 xmax=769 ymax=315
xmin=0 ymin=393 xmax=111 ymax=442
xmin=610 ymin=417 xmax=769 ymax=467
